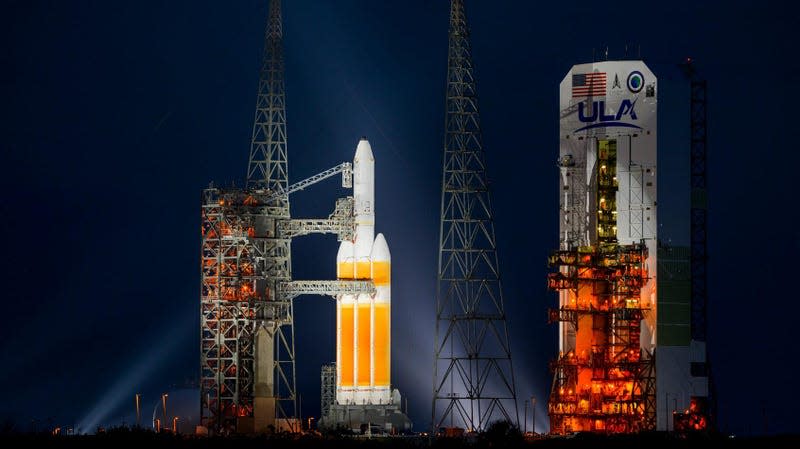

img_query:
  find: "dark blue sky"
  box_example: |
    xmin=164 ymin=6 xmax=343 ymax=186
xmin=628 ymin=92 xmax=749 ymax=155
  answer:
xmin=2 ymin=0 xmax=798 ymax=436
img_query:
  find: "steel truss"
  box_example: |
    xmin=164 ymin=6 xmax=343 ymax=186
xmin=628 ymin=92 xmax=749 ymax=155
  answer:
xmin=201 ymin=0 xmax=361 ymax=432
xmin=546 ymin=244 xmax=656 ymax=433
xmin=432 ymin=0 xmax=518 ymax=432
xmin=200 ymin=185 xmax=363 ymax=432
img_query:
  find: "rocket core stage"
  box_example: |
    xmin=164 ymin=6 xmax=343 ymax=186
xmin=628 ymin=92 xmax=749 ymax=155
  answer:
xmin=336 ymin=138 xmax=392 ymax=405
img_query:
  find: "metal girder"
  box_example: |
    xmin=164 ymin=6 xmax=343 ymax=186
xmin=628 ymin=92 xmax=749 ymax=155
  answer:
xmin=278 ymin=280 xmax=375 ymax=300
xmin=247 ymin=0 xmax=288 ymax=197
xmin=200 ymin=185 xmax=297 ymax=432
xmin=200 ymin=187 xmax=356 ymax=433
xmin=546 ymin=244 xmax=655 ymax=433
xmin=277 ymin=197 xmax=354 ymax=241
xmin=689 ymin=79 xmax=708 ymax=342
xmin=320 ymin=363 xmax=336 ymax=418
xmin=203 ymin=0 xmax=298 ymax=434
xmin=432 ymin=0 xmax=518 ymax=433
xmin=265 ymin=163 xmax=352 ymax=203
xmin=200 ymin=173 xmax=356 ymax=434
xmin=679 ymin=60 xmax=709 ymax=343
xmin=278 ymin=219 xmax=353 ymax=240
xmin=681 ymin=59 xmax=715 ymax=431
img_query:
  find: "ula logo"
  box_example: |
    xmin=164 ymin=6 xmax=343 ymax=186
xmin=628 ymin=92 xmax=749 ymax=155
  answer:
xmin=575 ymin=99 xmax=642 ymax=132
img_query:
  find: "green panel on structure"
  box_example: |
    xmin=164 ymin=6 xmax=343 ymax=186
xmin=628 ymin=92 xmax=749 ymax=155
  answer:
xmin=657 ymin=246 xmax=691 ymax=346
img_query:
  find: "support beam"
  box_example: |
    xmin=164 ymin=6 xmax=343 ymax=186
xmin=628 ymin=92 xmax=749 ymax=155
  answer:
xmin=278 ymin=280 xmax=375 ymax=300
xmin=277 ymin=197 xmax=355 ymax=240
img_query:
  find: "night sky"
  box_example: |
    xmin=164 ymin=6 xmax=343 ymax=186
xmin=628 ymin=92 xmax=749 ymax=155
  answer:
xmin=2 ymin=0 xmax=799 ymax=436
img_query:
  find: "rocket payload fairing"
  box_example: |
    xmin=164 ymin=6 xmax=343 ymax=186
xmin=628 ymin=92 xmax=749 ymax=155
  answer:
xmin=336 ymin=138 xmax=392 ymax=405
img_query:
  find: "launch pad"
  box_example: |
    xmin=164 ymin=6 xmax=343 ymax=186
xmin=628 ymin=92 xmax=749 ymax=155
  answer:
xmin=198 ymin=0 xmax=712 ymax=437
xmin=198 ymin=0 xmax=413 ymax=433
xmin=318 ymin=139 xmax=412 ymax=434
xmin=319 ymin=389 xmax=412 ymax=435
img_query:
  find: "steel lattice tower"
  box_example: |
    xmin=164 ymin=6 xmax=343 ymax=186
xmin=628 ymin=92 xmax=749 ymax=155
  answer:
xmin=681 ymin=59 xmax=715 ymax=429
xmin=248 ymin=0 xmax=288 ymax=198
xmin=688 ymin=79 xmax=707 ymax=343
xmin=320 ymin=363 xmax=335 ymax=419
xmin=245 ymin=0 xmax=296 ymax=428
xmin=432 ymin=0 xmax=518 ymax=432
xmin=201 ymin=0 xmax=296 ymax=432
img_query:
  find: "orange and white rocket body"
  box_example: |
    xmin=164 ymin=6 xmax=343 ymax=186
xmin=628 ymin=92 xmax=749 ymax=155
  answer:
xmin=336 ymin=138 xmax=392 ymax=405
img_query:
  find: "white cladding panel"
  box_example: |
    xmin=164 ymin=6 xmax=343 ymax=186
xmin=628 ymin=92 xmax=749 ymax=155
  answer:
xmin=557 ymin=60 xmax=659 ymax=357
xmin=656 ymin=346 xmax=709 ymax=430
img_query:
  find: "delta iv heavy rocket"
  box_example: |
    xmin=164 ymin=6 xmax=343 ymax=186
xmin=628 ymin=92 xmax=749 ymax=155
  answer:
xmin=336 ymin=137 xmax=392 ymax=406
xmin=322 ymin=137 xmax=410 ymax=432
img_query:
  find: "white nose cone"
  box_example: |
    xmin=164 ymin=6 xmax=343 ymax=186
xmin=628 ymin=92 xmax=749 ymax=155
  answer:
xmin=336 ymin=240 xmax=354 ymax=279
xmin=353 ymin=137 xmax=375 ymax=258
xmin=370 ymin=233 xmax=390 ymax=262
xmin=354 ymin=137 xmax=375 ymax=218
xmin=355 ymin=136 xmax=374 ymax=162
xmin=336 ymin=240 xmax=354 ymax=263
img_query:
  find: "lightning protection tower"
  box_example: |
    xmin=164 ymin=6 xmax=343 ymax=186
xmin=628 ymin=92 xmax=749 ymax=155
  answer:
xmin=432 ymin=0 xmax=518 ymax=433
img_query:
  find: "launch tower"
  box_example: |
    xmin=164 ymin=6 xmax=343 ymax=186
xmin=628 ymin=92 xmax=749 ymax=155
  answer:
xmin=548 ymin=60 xmax=658 ymax=433
xmin=548 ymin=60 xmax=711 ymax=434
xmin=200 ymin=0 xmax=375 ymax=434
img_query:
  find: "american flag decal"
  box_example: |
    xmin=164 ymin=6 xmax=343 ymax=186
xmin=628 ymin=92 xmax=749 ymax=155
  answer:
xmin=572 ymin=72 xmax=607 ymax=97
